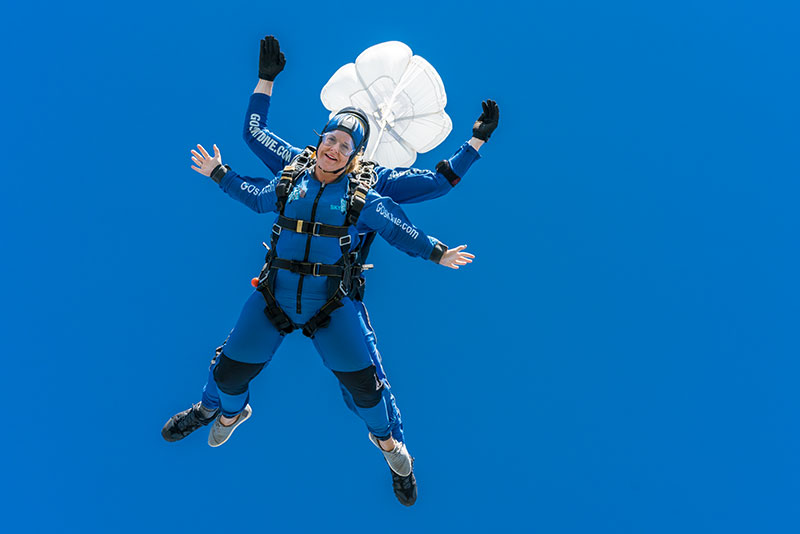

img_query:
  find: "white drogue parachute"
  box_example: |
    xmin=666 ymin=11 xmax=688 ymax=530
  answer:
xmin=320 ymin=41 xmax=452 ymax=168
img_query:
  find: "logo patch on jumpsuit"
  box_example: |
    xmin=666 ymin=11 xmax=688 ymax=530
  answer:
xmin=330 ymin=197 xmax=347 ymax=213
xmin=287 ymin=178 xmax=308 ymax=203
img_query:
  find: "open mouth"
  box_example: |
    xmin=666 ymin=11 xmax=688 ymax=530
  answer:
xmin=324 ymin=152 xmax=338 ymax=162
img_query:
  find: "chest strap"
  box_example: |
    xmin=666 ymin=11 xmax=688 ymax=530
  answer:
xmin=275 ymin=215 xmax=349 ymax=238
xmin=270 ymin=258 xmax=345 ymax=277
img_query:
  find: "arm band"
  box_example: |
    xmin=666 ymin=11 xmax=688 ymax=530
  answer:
xmin=429 ymin=242 xmax=448 ymax=264
xmin=210 ymin=164 xmax=231 ymax=184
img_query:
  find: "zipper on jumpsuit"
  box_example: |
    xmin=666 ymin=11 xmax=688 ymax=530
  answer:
xmin=296 ymin=181 xmax=326 ymax=314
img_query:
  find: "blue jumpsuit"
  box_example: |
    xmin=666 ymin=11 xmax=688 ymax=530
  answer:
xmin=200 ymin=94 xmax=480 ymax=440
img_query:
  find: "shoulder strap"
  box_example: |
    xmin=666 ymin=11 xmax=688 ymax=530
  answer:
xmin=276 ymin=146 xmax=316 ymax=213
xmin=345 ymin=160 xmax=377 ymax=226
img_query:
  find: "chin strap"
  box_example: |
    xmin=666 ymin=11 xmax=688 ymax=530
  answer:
xmin=318 ymin=164 xmax=348 ymax=175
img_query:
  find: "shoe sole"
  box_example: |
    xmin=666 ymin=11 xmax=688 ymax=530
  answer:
xmin=208 ymin=405 xmax=252 ymax=447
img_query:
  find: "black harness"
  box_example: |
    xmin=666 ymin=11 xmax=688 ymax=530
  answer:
xmin=254 ymin=147 xmax=377 ymax=338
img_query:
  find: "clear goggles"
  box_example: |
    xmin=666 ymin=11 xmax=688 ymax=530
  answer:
xmin=320 ymin=131 xmax=356 ymax=157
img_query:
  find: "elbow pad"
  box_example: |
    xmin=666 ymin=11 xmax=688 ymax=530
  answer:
xmin=436 ymin=160 xmax=461 ymax=186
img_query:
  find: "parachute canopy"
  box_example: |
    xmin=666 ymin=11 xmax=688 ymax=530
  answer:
xmin=320 ymin=41 xmax=452 ymax=168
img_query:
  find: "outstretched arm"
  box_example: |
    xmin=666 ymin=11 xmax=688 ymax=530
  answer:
xmin=190 ymin=143 xmax=279 ymax=214
xmin=373 ymin=142 xmax=479 ymax=204
xmin=373 ymin=100 xmax=499 ymax=204
xmin=356 ymin=191 xmax=475 ymax=268
xmin=243 ymin=35 xmax=302 ymax=173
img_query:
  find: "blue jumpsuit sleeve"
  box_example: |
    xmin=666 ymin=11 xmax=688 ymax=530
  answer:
xmin=243 ymin=93 xmax=303 ymax=174
xmin=372 ymin=142 xmax=481 ymax=204
xmin=355 ymin=191 xmax=437 ymax=260
xmin=218 ymin=169 xmax=280 ymax=214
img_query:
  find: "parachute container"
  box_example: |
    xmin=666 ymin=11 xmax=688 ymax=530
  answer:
xmin=320 ymin=41 xmax=452 ymax=168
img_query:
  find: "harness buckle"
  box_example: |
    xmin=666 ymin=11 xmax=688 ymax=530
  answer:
xmin=296 ymin=219 xmax=304 ymax=233
xmin=256 ymin=263 xmax=270 ymax=287
xmin=312 ymin=263 xmax=322 ymax=276
xmin=272 ymin=224 xmax=282 ymax=238
xmin=339 ymin=235 xmax=352 ymax=248
xmin=312 ymin=221 xmax=322 ymax=236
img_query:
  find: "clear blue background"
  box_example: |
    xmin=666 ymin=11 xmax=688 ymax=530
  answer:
xmin=2 ymin=1 xmax=798 ymax=532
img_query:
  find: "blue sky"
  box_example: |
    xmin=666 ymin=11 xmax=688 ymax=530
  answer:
xmin=2 ymin=1 xmax=798 ymax=532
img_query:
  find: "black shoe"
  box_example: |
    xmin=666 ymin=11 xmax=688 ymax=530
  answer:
xmin=390 ymin=460 xmax=417 ymax=506
xmin=161 ymin=402 xmax=218 ymax=442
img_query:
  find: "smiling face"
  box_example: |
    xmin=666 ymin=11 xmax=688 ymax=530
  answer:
xmin=316 ymin=130 xmax=355 ymax=174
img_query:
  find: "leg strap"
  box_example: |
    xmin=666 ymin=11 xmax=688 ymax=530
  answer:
xmin=256 ymin=269 xmax=296 ymax=335
xmin=302 ymin=287 xmax=346 ymax=338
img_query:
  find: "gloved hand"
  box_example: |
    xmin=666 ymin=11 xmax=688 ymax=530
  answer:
xmin=259 ymin=35 xmax=286 ymax=81
xmin=472 ymin=99 xmax=499 ymax=141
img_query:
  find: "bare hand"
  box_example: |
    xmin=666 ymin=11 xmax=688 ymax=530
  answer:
xmin=190 ymin=144 xmax=222 ymax=176
xmin=439 ymin=245 xmax=475 ymax=269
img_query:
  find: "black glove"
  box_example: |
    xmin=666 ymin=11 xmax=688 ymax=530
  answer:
xmin=472 ymin=99 xmax=499 ymax=141
xmin=259 ymin=36 xmax=286 ymax=81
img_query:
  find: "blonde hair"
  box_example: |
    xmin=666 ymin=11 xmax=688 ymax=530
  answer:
xmin=344 ymin=153 xmax=363 ymax=176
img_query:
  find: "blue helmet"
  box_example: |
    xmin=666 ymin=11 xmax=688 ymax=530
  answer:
xmin=320 ymin=107 xmax=371 ymax=157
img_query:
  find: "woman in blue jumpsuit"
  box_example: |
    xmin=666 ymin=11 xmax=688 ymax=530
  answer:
xmin=162 ymin=36 xmax=499 ymax=506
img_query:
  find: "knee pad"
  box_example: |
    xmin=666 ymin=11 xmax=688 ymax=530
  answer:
xmin=332 ymin=365 xmax=384 ymax=408
xmin=213 ymin=353 xmax=266 ymax=396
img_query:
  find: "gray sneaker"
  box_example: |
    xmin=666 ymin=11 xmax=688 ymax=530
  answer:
xmin=208 ymin=404 xmax=252 ymax=447
xmin=369 ymin=433 xmax=412 ymax=477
